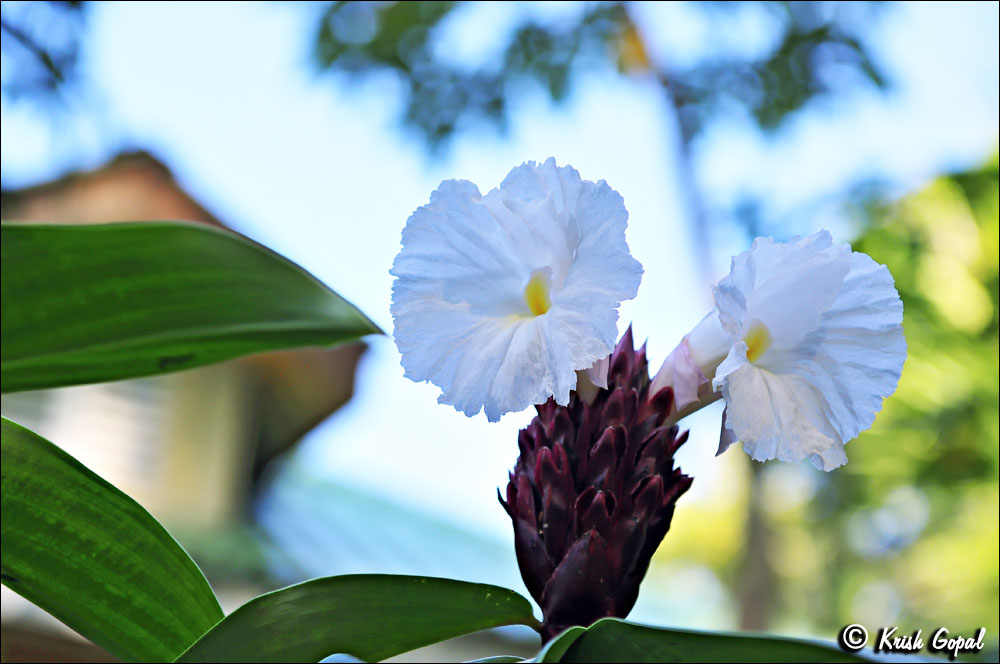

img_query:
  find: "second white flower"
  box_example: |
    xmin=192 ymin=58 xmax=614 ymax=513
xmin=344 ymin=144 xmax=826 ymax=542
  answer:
xmin=652 ymin=231 xmax=906 ymax=470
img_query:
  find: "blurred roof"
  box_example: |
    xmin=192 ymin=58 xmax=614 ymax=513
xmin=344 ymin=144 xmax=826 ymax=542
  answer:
xmin=0 ymin=150 xmax=228 ymax=227
xmin=0 ymin=150 xmax=366 ymax=471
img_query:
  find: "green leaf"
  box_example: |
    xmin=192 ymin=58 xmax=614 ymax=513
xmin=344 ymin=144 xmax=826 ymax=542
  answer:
xmin=175 ymin=575 xmax=540 ymax=663
xmin=467 ymin=657 xmax=526 ymax=663
xmin=1 ymin=221 xmax=381 ymax=393
xmin=0 ymin=417 xmax=224 ymax=662
xmin=533 ymin=626 xmax=586 ymax=662
xmin=556 ymin=618 xmax=869 ymax=663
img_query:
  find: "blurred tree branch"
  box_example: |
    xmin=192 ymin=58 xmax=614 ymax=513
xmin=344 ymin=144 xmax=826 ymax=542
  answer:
xmin=1 ymin=16 xmax=65 ymax=84
xmin=0 ymin=0 xmax=87 ymax=102
xmin=309 ymin=0 xmax=888 ymax=281
xmin=310 ymin=1 xmax=887 ymax=150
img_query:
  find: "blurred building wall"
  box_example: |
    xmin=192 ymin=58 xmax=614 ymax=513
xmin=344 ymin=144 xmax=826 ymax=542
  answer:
xmin=0 ymin=151 xmax=366 ymax=657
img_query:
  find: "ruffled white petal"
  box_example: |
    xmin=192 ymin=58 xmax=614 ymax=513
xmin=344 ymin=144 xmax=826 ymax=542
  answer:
xmin=763 ymin=251 xmax=906 ymax=444
xmin=712 ymin=239 xmax=906 ymax=470
xmin=715 ymin=342 xmax=850 ymax=470
xmin=714 ymin=231 xmax=851 ymax=351
xmin=391 ymin=158 xmax=642 ymax=421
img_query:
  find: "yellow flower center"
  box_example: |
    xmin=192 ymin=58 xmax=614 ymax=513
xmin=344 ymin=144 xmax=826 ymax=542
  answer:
xmin=524 ymin=268 xmax=553 ymax=316
xmin=743 ymin=321 xmax=772 ymax=363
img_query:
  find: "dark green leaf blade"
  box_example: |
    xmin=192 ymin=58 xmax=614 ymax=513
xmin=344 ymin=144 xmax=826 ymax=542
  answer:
xmin=175 ymin=575 xmax=539 ymax=663
xmin=533 ymin=626 xmax=585 ymax=662
xmin=558 ymin=618 xmax=869 ymax=663
xmin=0 ymin=417 xmax=224 ymax=662
xmin=1 ymin=221 xmax=381 ymax=392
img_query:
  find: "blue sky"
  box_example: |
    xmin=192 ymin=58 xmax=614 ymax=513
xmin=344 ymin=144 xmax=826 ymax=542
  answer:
xmin=2 ymin=0 xmax=997 ymax=585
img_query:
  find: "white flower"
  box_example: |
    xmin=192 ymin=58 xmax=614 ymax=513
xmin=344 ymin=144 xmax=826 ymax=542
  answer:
xmin=391 ymin=158 xmax=643 ymax=421
xmin=652 ymin=231 xmax=906 ymax=470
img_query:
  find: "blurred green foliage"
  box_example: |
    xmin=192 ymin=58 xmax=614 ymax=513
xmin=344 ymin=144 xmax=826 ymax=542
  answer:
xmin=658 ymin=157 xmax=999 ymax=653
xmin=311 ymin=1 xmax=886 ymax=149
xmin=819 ymin=156 xmax=999 ymax=645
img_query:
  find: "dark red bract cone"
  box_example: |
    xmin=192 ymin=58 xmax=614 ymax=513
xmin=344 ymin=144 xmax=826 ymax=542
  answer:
xmin=499 ymin=327 xmax=693 ymax=641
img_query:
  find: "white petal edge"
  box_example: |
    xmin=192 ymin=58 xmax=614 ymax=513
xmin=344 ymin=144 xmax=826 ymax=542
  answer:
xmin=713 ymin=231 xmax=851 ymax=351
